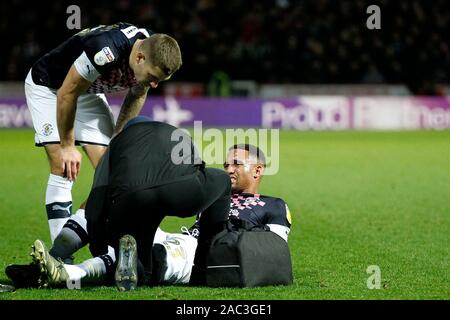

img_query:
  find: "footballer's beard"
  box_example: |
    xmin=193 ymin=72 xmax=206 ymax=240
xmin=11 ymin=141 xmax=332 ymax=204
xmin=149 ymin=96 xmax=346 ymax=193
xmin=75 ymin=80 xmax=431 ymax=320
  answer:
xmin=231 ymin=183 xmax=240 ymax=194
xmin=230 ymin=175 xmax=240 ymax=194
xmin=136 ymin=75 xmax=149 ymax=86
xmin=133 ymin=68 xmax=149 ymax=85
xmin=230 ymin=179 xmax=241 ymax=194
xmin=230 ymin=176 xmax=251 ymax=194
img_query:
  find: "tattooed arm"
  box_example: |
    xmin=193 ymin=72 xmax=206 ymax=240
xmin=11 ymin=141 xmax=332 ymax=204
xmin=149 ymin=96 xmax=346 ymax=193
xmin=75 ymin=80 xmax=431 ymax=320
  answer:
xmin=114 ymin=84 xmax=150 ymax=135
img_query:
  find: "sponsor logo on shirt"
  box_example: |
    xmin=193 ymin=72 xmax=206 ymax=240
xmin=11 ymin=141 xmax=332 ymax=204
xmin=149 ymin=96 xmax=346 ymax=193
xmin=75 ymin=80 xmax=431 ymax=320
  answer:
xmin=94 ymin=47 xmax=115 ymax=66
xmin=103 ymin=47 xmax=115 ymax=62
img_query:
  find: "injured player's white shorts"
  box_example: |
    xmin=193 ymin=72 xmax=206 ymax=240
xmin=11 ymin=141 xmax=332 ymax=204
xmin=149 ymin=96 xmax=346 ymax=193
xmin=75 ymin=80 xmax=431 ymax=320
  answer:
xmin=25 ymin=70 xmax=115 ymax=146
xmin=153 ymin=228 xmax=198 ymax=284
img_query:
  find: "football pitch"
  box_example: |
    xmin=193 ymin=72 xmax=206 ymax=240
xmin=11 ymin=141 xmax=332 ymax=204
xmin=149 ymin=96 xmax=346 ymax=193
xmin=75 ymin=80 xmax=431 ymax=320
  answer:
xmin=0 ymin=129 xmax=449 ymax=300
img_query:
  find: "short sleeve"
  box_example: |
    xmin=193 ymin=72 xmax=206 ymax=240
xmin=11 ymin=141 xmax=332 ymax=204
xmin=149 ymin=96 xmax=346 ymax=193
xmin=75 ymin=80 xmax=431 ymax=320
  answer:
xmin=266 ymin=199 xmax=292 ymax=228
xmin=73 ymin=51 xmax=100 ymax=82
xmin=264 ymin=198 xmax=292 ymax=242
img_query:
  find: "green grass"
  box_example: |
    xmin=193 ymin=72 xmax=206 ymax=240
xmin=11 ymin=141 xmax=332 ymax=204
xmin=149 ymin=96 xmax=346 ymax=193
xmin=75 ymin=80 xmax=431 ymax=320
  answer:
xmin=0 ymin=129 xmax=449 ymax=300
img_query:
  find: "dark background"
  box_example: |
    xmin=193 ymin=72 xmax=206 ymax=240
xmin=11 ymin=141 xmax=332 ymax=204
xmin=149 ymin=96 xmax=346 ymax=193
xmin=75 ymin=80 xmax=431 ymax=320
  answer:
xmin=1 ymin=0 xmax=448 ymax=94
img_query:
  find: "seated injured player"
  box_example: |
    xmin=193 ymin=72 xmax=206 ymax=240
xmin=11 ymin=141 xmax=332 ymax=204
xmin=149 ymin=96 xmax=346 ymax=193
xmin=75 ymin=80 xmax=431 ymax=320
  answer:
xmin=6 ymin=143 xmax=291 ymax=288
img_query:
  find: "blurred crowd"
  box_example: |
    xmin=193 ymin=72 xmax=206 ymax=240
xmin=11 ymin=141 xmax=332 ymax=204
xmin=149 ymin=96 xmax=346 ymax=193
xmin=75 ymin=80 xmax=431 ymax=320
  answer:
xmin=1 ymin=0 xmax=448 ymax=94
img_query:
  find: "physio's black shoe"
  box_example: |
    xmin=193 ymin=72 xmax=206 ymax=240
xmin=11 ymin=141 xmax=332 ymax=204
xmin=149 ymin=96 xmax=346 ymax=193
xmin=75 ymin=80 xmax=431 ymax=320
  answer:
xmin=5 ymin=263 xmax=42 ymax=288
xmin=115 ymin=235 xmax=138 ymax=291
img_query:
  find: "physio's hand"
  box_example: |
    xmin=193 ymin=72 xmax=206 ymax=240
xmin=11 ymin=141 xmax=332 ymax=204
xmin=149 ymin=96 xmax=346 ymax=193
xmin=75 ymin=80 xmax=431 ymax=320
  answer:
xmin=60 ymin=145 xmax=82 ymax=181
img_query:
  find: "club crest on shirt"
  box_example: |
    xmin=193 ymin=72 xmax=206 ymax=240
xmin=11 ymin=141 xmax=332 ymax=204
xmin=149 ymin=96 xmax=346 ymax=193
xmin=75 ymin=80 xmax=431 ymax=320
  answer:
xmin=94 ymin=47 xmax=115 ymax=66
xmin=42 ymin=123 xmax=53 ymax=136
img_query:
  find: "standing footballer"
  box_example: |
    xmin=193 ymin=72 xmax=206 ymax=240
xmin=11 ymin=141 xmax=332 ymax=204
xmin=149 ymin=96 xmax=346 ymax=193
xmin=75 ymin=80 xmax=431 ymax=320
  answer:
xmin=25 ymin=23 xmax=182 ymax=242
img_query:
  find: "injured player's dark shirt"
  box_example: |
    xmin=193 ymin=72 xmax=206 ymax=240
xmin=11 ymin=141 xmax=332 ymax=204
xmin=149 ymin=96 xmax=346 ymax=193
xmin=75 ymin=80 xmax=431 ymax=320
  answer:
xmin=191 ymin=193 xmax=292 ymax=241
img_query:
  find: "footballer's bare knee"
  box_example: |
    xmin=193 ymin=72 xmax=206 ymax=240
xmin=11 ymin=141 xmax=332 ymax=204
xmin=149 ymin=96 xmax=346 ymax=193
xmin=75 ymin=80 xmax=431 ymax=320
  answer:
xmin=82 ymin=144 xmax=107 ymax=169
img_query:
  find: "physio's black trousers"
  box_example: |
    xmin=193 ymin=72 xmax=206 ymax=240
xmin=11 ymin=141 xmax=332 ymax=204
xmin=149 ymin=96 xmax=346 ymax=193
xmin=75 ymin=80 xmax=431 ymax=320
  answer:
xmin=97 ymin=167 xmax=231 ymax=285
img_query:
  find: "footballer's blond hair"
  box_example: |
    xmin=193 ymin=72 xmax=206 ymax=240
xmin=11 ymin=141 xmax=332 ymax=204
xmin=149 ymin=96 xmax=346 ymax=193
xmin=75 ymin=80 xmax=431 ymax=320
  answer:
xmin=141 ymin=34 xmax=182 ymax=76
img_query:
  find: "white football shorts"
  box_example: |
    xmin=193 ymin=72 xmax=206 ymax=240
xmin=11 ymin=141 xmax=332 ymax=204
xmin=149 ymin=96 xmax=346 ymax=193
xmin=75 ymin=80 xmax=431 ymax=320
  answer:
xmin=25 ymin=70 xmax=115 ymax=146
xmin=153 ymin=228 xmax=198 ymax=284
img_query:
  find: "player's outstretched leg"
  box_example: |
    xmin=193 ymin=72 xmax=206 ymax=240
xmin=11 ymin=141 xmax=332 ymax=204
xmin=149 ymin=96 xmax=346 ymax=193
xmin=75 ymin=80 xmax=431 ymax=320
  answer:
xmin=115 ymin=235 xmax=138 ymax=291
xmin=31 ymin=239 xmax=69 ymax=287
